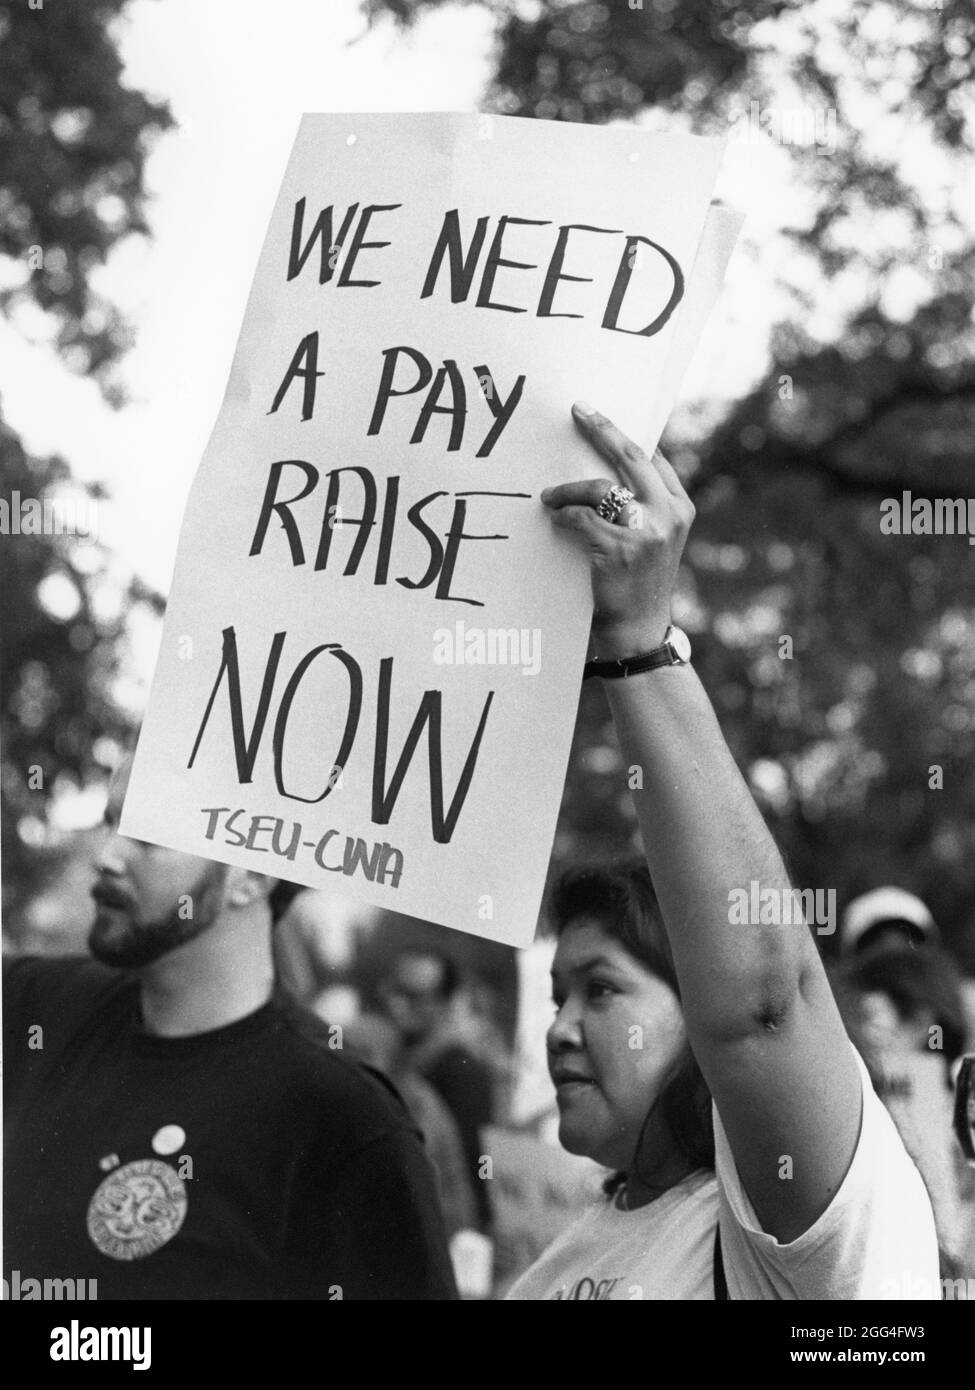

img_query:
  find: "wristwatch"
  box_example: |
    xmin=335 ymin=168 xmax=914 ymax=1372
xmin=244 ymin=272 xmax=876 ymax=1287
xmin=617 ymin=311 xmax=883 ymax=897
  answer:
xmin=583 ymin=624 xmax=691 ymax=681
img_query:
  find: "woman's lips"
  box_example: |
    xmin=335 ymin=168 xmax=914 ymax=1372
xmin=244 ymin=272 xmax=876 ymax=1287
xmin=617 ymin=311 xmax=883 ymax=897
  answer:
xmin=553 ymin=1080 xmax=596 ymax=1108
xmin=551 ymin=1069 xmax=596 ymax=1090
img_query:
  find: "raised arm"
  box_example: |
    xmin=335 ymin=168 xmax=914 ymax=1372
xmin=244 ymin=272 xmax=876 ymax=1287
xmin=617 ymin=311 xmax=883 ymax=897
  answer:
xmin=543 ymin=401 xmax=861 ymax=1243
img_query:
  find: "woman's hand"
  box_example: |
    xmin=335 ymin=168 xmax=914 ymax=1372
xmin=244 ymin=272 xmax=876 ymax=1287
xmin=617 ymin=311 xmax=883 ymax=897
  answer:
xmin=541 ymin=401 xmax=695 ymax=659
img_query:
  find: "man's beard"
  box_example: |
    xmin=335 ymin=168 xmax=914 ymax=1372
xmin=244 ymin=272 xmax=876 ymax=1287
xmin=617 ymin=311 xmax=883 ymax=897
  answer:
xmin=88 ymin=865 xmax=227 ymax=969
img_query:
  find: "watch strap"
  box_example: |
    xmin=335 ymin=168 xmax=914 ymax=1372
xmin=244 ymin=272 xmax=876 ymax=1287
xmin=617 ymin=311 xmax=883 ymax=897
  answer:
xmin=583 ymin=644 xmax=678 ymax=681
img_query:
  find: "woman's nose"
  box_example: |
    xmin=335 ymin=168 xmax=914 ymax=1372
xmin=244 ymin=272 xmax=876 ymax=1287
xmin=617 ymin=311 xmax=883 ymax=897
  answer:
xmin=547 ymin=1001 xmax=583 ymax=1052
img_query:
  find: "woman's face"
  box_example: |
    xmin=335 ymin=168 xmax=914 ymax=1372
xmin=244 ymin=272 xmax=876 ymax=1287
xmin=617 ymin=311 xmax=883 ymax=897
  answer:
xmin=547 ymin=918 xmax=687 ymax=1172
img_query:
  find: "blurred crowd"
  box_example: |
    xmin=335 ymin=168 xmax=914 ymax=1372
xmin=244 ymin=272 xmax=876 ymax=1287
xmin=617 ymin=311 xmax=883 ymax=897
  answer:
xmin=268 ymin=880 xmax=975 ymax=1293
xmin=5 ymin=844 xmax=974 ymax=1297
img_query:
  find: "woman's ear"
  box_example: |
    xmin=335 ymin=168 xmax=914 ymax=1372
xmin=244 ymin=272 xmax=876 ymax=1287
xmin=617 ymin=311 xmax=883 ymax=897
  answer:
xmin=225 ymin=866 xmax=272 ymax=911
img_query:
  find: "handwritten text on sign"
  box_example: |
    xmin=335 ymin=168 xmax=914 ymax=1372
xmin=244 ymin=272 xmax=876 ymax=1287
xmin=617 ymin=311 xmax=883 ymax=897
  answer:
xmin=122 ymin=114 xmax=731 ymax=945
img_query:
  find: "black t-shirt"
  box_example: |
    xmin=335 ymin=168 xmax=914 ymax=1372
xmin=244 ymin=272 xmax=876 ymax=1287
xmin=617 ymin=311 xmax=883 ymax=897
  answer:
xmin=3 ymin=957 xmax=458 ymax=1300
xmin=424 ymin=1044 xmax=495 ymax=1229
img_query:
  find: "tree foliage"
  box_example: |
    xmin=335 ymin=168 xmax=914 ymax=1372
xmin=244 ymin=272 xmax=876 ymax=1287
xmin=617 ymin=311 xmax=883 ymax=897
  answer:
xmin=0 ymin=0 xmax=174 ymax=381
xmin=363 ymin=0 xmax=975 ymax=965
xmin=0 ymin=0 xmax=171 ymax=929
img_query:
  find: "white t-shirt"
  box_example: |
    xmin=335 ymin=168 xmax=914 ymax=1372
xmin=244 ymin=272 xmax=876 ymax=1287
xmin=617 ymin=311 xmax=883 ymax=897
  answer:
xmin=506 ymin=1050 xmax=940 ymax=1300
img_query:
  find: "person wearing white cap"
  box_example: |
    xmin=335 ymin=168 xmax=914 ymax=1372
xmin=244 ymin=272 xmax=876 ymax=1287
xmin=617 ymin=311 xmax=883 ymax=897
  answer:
xmin=840 ymin=887 xmax=938 ymax=957
xmin=838 ymin=888 xmax=972 ymax=1272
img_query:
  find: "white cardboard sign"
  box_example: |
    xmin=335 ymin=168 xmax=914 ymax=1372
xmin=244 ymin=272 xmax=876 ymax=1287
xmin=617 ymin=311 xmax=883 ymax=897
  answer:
xmin=122 ymin=113 xmax=738 ymax=947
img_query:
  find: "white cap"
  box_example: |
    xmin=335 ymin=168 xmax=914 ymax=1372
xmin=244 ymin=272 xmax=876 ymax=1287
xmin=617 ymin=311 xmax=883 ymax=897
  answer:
xmin=840 ymin=887 xmax=937 ymax=954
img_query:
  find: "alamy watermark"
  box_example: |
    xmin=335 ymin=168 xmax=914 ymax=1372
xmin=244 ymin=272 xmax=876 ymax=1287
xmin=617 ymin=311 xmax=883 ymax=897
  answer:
xmin=433 ymin=621 xmax=542 ymax=676
xmin=728 ymin=881 xmax=836 ymax=935
xmin=728 ymin=100 xmax=838 ymax=152
xmin=50 ymin=1320 xmax=150 ymax=1371
xmin=880 ymin=493 xmax=975 ymax=545
xmin=3 ymin=1268 xmax=97 ymax=1300
xmin=0 ymin=491 xmax=99 ymax=543
xmin=877 ymin=1271 xmax=974 ymax=1300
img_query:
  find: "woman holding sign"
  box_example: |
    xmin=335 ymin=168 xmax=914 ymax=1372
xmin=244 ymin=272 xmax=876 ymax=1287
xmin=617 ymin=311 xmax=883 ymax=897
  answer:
xmin=507 ymin=401 xmax=940 ymax=1300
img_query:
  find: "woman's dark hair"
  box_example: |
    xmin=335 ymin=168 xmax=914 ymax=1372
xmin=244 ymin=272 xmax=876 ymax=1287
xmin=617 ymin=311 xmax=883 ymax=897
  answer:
xmin=550 ymin=860 xmax=715 ymax=1192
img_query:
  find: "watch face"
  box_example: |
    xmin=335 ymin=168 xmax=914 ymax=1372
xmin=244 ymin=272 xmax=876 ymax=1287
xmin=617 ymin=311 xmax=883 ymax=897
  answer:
xmin=667 ymin=626 xmax=692 ymax=662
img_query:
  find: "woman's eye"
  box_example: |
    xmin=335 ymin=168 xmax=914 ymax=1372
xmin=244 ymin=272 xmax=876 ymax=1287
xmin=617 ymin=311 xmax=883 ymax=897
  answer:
xmin=551 ymin=996 xmax=564 ymax=1012
xmin=587 ymin=979 xmax=615 ymax=1002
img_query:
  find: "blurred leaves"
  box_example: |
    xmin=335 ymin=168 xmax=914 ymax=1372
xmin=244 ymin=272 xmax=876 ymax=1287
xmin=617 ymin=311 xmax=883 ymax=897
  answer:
xmin=0 ymin=0 xmax=174 ymax=386
xmin=363 ymin=0 xmax=975 ymax=964
xmin=1 ymin=0 xmax=170 ymax=929
xmin=0 ymin=415 xmax=159 ymax=869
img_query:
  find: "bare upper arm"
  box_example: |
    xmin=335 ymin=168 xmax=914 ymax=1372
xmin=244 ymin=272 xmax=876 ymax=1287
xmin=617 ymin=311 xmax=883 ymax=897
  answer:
xmin=692 ymin=966 xmax=863 ymax=1244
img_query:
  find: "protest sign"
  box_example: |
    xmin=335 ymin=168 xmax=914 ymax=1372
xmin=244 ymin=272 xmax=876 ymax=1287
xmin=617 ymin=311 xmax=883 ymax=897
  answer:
xmin=122 ymin=112 xmax=738 ymax=946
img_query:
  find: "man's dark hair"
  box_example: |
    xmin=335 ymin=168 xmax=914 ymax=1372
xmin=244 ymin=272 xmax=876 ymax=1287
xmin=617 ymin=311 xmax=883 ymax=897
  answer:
xmin=550 ymin=860 xmax=715 ymax=1187
xmin=268 ymin=878 xmax=304 ymax=925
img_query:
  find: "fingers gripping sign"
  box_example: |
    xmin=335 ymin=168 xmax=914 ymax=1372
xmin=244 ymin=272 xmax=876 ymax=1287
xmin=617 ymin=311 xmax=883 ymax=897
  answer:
xmin=540 ymin=402 xmax=695 ymax=656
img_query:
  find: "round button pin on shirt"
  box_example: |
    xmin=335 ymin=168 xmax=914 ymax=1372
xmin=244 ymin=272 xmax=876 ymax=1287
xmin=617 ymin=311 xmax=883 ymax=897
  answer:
xmin=152 ymin=1125 xmax=186 ymax=1156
